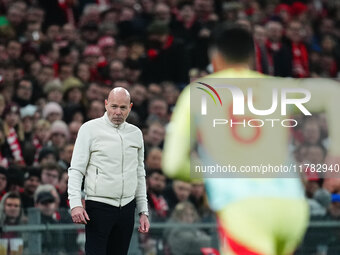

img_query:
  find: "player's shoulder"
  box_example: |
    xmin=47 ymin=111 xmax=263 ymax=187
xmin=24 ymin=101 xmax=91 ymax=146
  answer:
xmin=299 ymin=78 xmax=340 ymax=88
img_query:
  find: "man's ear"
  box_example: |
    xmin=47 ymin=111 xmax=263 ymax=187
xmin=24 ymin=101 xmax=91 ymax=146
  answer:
xmin=211 ymin=52 xmax=225 ymax=72
xmin=130 ymin=102 xmax=133 ymax=109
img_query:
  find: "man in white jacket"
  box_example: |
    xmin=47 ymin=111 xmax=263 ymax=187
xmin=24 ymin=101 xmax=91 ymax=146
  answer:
xmin=68 ymin=87 xmax=149 ymax=255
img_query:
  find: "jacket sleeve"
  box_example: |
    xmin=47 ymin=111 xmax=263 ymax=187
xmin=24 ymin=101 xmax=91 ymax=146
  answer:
xmin=68 ymin=124 xmax=91 ymax=210
xmin=135 ymin=131 xmax=148 ymax=214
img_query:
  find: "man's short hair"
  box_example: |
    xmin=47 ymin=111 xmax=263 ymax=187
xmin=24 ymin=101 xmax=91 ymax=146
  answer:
xmin=210 ymin=24 xmax=254 ymax=63
xmin=41 ymin=162 xmax=61 ymax=175
xmin=5 ymin=192 xmax=21 ymax=201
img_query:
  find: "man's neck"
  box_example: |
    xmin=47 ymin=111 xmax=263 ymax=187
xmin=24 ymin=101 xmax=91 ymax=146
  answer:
xmin=215 ymin=63 xmax=250 ymax=72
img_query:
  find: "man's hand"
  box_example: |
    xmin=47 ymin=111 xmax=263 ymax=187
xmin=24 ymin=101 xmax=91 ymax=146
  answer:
xmin=138 ymin=214 xmax=150 ymax=233
xmin=71 ymin=206 xmax=90 ymax=224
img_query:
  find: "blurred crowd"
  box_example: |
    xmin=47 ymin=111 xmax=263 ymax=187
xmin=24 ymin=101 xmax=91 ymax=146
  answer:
xmin=0 ymin=0 xmax=340 ymax=254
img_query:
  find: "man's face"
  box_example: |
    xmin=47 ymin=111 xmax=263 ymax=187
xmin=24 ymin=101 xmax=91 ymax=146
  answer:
xmin=88 ymin=101 xmax=105 ymax=120
xmin=47 ymin=112 xmax=62 ymax=123
xmin=130 ymin=85 xmax=147 ymax=105
xmin=59 ymin=65 xmax=73 ymax=81
xmin=51 ymin=132 xmax=67 ymax=149
xmin=173 ymin=181 xmax=192 ymax=202
xmin=149 ymin=100 xmax=168 ymax=120
xmin=254 ymin=25 xmax=266 ymax=45
xmin=302 ymin=121 xmax=320 ymax=145
xmin=266 ymin=22 xmax=283 ymax=42
xmin=86 ymin=83 xmax=103 ymax=101
xmin=61 ymin=144 xmax=74 ymax=163
xmin=36 ymin=201 xmax=56 ymax=216
xmin=0 ymin=174 xmax=7 ymax=192
xmin=105 ymin=91 xmax=132 ymax=125
xmin=58 ymin=172 xmax=68 ymax=194
xmin=287 ymin=21 xmax=303 ymax=43
xmin=24 ymin=176 xmax=40 ymax=194
xmin=7 ymin=41 xmax=22 ymax=59
xmin=146 ymin=149 xmax=162 ymax=169
xmin=4 ymin=198 xmax=21 ymax=219
xmin=37 ymin=67 xmax=54 ymax=85
xmin=147 ymin=172 xmax=166 ymax=195
xmin=68 ymin=122 xmax=81 ymax=143
xmin=5 ymin=112 xmax=19 ymax=127
xmin=62 ymin=24 xmax=76 ymax=41
xmin=109 ymin=61 xmax=124 ymax=80
xmin=41 ymin=169 xmax=59 ymax=186
xmin=7 ymin=8 xmax=24 ymax=27
xmin=17 ymin=80 xmax=32 ymax=100
xmin=146 ymin=124 xmax=165 ymax=146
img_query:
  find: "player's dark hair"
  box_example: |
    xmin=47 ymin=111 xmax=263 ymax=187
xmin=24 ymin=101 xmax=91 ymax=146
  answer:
xmin=210 ymin=24 xmax=254 ymax=63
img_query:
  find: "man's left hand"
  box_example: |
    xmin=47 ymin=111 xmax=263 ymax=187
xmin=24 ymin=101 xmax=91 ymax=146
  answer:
xmin=138 ymin=214 xmax=150 ymax=233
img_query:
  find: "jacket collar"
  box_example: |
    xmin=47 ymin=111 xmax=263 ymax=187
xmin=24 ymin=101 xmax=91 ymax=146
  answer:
xmin=103 ymin=112 xmax=126 ymax=129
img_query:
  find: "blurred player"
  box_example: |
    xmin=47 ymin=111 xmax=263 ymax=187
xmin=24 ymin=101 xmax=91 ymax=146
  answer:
xmin=162 ymin=25 xmax=340 ymax=255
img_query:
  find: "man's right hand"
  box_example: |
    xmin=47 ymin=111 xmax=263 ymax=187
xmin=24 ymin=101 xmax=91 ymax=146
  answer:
xmin=71 ymin=206 xmax=90 ymax=224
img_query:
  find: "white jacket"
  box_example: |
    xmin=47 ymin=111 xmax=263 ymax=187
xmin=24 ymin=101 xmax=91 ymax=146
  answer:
xmin=68 ymin=112 xmax=148 ymax=214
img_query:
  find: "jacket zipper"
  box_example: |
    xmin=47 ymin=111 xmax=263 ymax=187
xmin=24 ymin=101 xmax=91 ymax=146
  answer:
xmin=95 ymin=168 xmax=98 ymax=194
xmin=118 ymin=131 xmax=124 ymax=208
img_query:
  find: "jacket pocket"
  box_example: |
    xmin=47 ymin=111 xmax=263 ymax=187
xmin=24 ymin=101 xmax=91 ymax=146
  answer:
xmin=84 ymin=164 xmax=97 ymax=195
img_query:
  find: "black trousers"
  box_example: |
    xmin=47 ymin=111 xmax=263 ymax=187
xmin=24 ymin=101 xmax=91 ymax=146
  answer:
xmin=85 ymin=199 xmax=136 ymax=255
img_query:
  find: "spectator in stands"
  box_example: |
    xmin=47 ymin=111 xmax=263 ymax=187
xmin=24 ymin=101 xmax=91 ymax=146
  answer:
xmin=75 ymin=63 xmax=91 ymax=85
xmin=108 ymin=59 xmax=125 ymax=82
xmin=265 ymin=20 xmax=292 ymax=77
xmin=2 ymin=103 xmax=25 ymax=166
xmin=141 ymin=21 xmax=190 ymax=86
xmin=147 ymin=97 xmax=168 ymax=124
xmin=145 ymin=147 xmax=162 ymax=170
xmin=254 ymin=24 xmax=270 ymax=74
xmin=189 ymin=181 xmax=214 ymax=221
xmin=129 ymin=83 xmax=148 ymax=122
xmin=85 ymin=82 xmax=104 ymax=102
xmin=98 ymin=36 xmax=116 ymax=63
xmin=285 ymin=20 xmax=309 ymax=78
xmin=6 ymin=40 xmax=22 ymax=62
xmin=170 ymin=1 xmax=201 ymax=47
xmin=40 ymin=162 xmax=61 ymax=187
xmin=20 ymin=105 xmax=37 ymax=143
xmin=38 ymin=147 xmax=58 ymax=165
xmin=302 ymin=117 xmax=322 ymax=145
xmin=12 ymin=78 xmax=34 ymax=107
xmin=68 ymin=121 xmax=81 ymax=144
xmin=42 ymin=102 xmax=63 ymax=124
xmin=162 ymin=81 xmax=180 ymax=111
xmin=165 ymin=201 xmax=212 ymax=255
xmin=34 ymin=185 xmax=77 ymax=254
xmin=0 ymin=167 xmax=8 ymax=201
xmin=44 ymin=80 xmax=63 ymax=104
xmin=58 ymin=143 xmax=74 ymax=171
xmin=0 ymin=192 xmax=26 ymax=243
xmin=48 ymin=120 xmax=69 ymax=150
xmin=164 ymin=180 xmax=192 ymax=213
xmin=86 ymin=100 xmax=105 ymax=120
xmin=20 ymin=167 xmax=41 ymax=212
xmin=146 ymin=169 xmax=169 ymax=221
xmin=58 ymin=171 xmax=69 ymax=208
xmin=144 ymin=122 xmax=165 ymax=154
xmin=32 ymin=120 xmax=50 ymax=165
